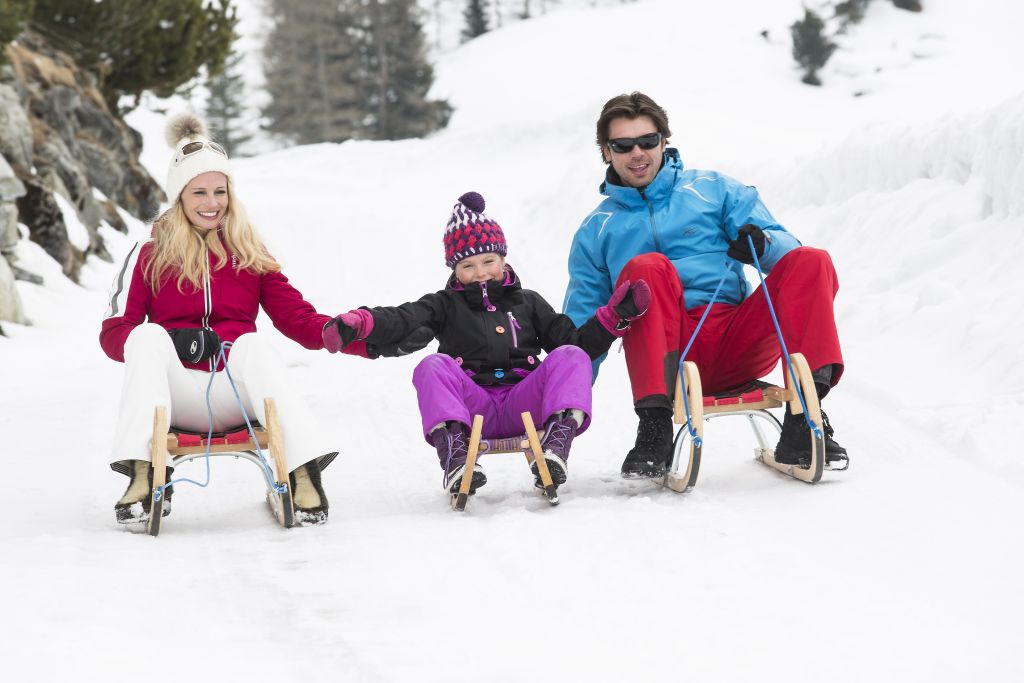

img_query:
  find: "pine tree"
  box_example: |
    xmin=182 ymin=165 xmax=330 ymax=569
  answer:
xmin=263 ymin=0 xmax=450 ymax=144
xmin=358 ymin=0 xmax=452 ymax=140
xmin=790 ymin=8 xmax=836 ymax=86
xmin=263 ymin=0 xmax=362 ymax=144
xmin=0 ymin=0 xmax=34 ymax=65
xmin=28 ymin=0 xmax=237 ymax=113
xmin=205 ymin=51 xmax=251 ymax=156
xmin=462 ymin=0 xmax=490 ymax=42
xmin=892 ymin=0 xmax=922 ymax=11
xmin=835 ymin=0 xmax=873 ymax=28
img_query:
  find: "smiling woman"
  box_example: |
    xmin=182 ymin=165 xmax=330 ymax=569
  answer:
xmin=96 ymin=113 xmax=364 ymax=530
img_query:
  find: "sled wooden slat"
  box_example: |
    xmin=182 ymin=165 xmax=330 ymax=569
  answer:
xmin=452 ymin=411 xmax=558 ymax=511
xmin=668 ymin=353 xmax=832 ymax=491
xmin=146 ymin=397 xmax=295 ymax=534
xmin=166 ymin=429 xmax=270 ymax=455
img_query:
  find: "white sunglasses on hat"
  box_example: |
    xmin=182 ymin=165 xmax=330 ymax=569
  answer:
xmin=173 ymin=140 xmax=227 ymax=166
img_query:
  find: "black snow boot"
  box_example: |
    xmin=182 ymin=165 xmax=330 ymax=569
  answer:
xmin=774 ymin=408 xmax=848 ymax=466
xmin=114 ymin=459 xmax=173 ymax=524
xmin=620 ymin=407 xmax=674 ymax=479
xmin=290 ymin=460 xmax=328 ymax=525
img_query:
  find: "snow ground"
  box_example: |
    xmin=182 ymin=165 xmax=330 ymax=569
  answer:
xmin=2 ymin=1 xmax=1023 ymax=680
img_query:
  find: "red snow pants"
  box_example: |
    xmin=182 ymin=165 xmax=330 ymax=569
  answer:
xmin=619 ymin=247 xmax=844 ymax=403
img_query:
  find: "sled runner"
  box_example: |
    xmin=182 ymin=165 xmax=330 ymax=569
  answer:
xmin=146 ymin=398 xmax=294 ymax=536
xmin=663 ymin=352 xmax=848 ymax=492
xmin=453 ymin=412 xmax=559 ymax=511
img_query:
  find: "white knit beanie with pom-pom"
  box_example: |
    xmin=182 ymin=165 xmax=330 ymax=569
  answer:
xmin=164 ymin=113 xmax=233 ymax=203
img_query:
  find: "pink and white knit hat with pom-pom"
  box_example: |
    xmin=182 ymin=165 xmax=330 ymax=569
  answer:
xmin=443 ymin=191 xmax=508 ymax=268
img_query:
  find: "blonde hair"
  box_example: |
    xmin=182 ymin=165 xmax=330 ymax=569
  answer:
xmin=143 ymin=180 xmax=280 ymax=293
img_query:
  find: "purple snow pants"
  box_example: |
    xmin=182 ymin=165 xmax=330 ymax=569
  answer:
xmin=412 ymin=345 xmax=594 ymax=445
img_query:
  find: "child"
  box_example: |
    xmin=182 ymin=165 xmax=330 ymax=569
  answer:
xmin=325 ymin=192 xmax=650 ymax=493
xmin=100 ymin=114 xmax=365 ymax=527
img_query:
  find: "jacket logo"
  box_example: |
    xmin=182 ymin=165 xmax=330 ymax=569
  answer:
xmin=683 ymin=227 xmax=697 ymax=236
xmin=189 ymin=340 xmax=198 ymax=354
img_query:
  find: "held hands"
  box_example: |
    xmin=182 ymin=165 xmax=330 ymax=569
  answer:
xmin=323 ymin=309 xmax=374 ymax=353
xmin=167 ymin=327 xmax=221 ymax=363
xmin=597 ymin=279 xmax=651 ymax=336
xmin=726 ymin=224 xmax=767 ymax=265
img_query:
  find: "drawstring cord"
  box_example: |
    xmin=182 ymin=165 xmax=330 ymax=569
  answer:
xmin=746 ymin=235 xmax=822 ymax=439
xmin=676 ymin=262 xmax=731 ymax=448
xmin=675 ymin=237 xmax=822 ymax=448
xmin=154 ymin=341 xmax=287 ymax=502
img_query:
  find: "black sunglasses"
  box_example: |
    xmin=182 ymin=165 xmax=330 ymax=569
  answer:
xmin=607 ymin=132 xmax=662 ymax=154
xmin=173 ymin=140 xmax=227 ymax=166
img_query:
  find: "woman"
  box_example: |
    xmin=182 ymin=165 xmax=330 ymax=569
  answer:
xmin=100 ymin=114 xmax=353 ymax=527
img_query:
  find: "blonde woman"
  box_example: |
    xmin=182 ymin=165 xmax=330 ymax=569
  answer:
xmin=100 ymin=114 xmax=355 ymax=528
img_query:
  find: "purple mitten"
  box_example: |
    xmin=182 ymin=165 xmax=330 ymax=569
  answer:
xmin=596 ymin=279 xmax=650 ymax=336
xmin=323 ymin=309 xmax=374 ymax=353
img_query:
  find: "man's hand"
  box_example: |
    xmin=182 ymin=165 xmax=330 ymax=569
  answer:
xmin=727 ymin=224 xmax=767 ymax=265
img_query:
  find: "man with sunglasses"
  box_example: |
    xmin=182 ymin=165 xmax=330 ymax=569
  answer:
xmin=564 ymin=92 xmax=847 ymax=478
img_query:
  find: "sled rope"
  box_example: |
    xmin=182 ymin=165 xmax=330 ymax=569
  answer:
xmin=155 ymin=341 xmax=287 ymax=501
xmin=675 ymin=262 xmax=731 ymax=447
xmin=746 ymin=234 xmax=822 ymax=439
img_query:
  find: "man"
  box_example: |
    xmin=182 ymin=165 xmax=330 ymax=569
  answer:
xmin=563 ymin=92 xmax=846 ymax=478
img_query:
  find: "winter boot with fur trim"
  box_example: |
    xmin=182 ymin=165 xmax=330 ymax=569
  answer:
xmin=290 ymin=460 xmax=328 ymax=525
xmin=114 ymin=459 xmax=173 ymax=525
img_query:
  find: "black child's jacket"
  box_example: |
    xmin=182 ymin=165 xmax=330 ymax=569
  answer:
xmin=363 ymin=266 xmax=616 ymax=386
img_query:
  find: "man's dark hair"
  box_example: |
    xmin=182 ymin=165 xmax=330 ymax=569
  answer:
xmin=595 ymin=92 xmax=672 ymax=162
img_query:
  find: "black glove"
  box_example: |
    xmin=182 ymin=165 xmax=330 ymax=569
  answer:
xmin=367 ymin=326 xmax=435 ymax=359
xmin=726 ymin=224 xmax=767 ymax=265
xmin=167 ymin=328 xmax=221 ymax=363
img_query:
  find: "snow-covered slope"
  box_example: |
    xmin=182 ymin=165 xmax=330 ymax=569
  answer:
xmin=2 ymin=1 xmax=1022 ymax=680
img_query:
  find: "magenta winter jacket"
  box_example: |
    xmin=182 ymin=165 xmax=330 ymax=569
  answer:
xmin=100 ymin=239 xmax=354 ymax=371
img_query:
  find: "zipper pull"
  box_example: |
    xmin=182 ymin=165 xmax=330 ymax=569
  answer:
xmin=507 ymin=312 xmax=519 ymax=348
xmin=480 ymin=282 xmax=496 ymax=312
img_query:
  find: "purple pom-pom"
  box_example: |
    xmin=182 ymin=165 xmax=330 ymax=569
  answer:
xmin=458 ymin=191 xmax=485 ymax=213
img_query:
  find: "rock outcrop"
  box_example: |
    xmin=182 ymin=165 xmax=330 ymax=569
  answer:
xmin=0 ymin=30 xmax=164 ymax=332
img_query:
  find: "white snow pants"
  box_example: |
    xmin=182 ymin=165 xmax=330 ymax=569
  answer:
xmin=110 ymin=323 xmax=332 ymax=473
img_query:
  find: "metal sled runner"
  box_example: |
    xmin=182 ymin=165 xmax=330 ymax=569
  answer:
xmin=145 ymin=397 xmax=294 ymax=536
xmin=663 ymin=352 xmax=848 ymax=492
xmin=453 ymin=411 xmax=559 ymax=511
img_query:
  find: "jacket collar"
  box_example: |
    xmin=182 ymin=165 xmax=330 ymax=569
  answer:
xmin=599 ymin=147 xmax=682 ymax=209
xmin=446 ymin=265 xmax=521 ymax=309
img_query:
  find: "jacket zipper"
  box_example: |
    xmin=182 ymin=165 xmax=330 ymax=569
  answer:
xmin=202 ymin=263 xmax=213 ymax=372
xmin=480 ymin=282 xmax=496 ymax=311
xmin=507 ymin=312 xmax=520 ymax=348
xmin=638 ymin=188 xmax=662 ymax=252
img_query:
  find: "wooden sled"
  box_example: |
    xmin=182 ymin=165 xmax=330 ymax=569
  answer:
xmin=663 ymin=352 xmax=842 ymax=492
xmin=146 ymin=397 xmax=293 ymax=536
xmin=453 ymin=411 xmax=559 ymax=511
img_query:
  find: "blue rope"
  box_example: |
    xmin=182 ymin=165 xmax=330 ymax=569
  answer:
xmin=675 ymin=262 xmax=731 ymax=448
xmin=746 ymin=234 xmax=823 ymax=439
xmin=154 ymin=341 xmax=287 ymax=502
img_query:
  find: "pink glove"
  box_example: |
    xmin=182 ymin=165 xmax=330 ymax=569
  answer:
xmin=323 ymin=309 xmax=374 ymax=353
xmin=596 ymin=279 xmax=651 ymax=336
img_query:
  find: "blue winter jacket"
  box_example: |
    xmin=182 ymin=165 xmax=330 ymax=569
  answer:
xmin=563 ymin=148 xmax=800 ymax=375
